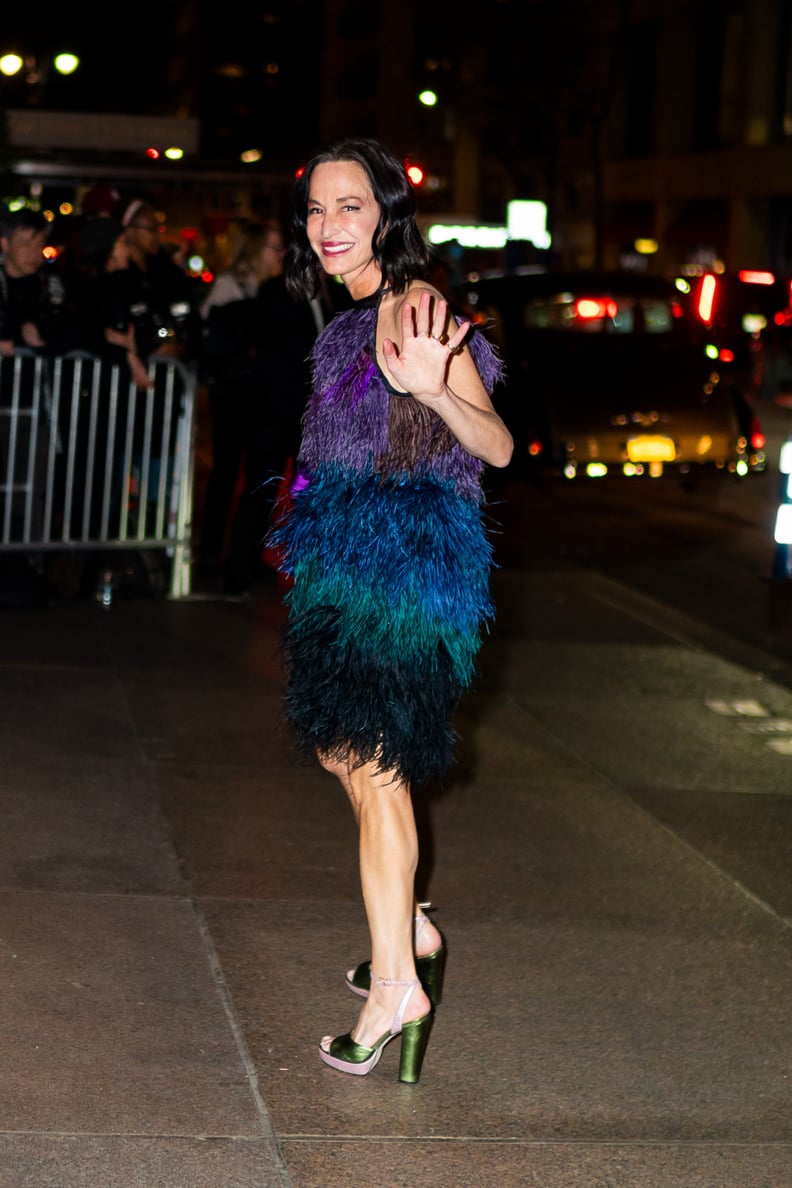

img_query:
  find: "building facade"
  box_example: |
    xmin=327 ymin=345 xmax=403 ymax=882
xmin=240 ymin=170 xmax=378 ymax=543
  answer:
xmin=3 ymin=1 xmax=790 ymax=277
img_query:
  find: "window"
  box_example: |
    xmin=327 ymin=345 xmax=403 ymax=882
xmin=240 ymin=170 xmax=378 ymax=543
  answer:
xmin=522 ymin=292 xmax=675 ymax=334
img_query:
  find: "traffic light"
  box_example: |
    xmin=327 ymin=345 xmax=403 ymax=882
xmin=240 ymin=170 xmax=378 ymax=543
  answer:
xmin=405 ymin=162 xmax=425 ymax=187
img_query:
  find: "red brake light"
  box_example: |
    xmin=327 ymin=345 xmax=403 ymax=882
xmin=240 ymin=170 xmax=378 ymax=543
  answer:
xmin=738 ymin=270 xmax=774 ymax=285
xmin=575 ymin=298 xmax=617 ymax=319
xmin=719 ymin=348 xmax=735 ymax=362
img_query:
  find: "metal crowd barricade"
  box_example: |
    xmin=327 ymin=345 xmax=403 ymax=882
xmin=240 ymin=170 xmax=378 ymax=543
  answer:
xmin=0 ymin=348 xmax=195 ymax=598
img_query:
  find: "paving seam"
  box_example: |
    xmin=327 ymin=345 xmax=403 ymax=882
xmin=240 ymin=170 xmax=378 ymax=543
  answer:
xmin=87 ymin=639 xmax=294 ymax=1184
xmin=189 ymin=899 xmax=294 ymax=1186
xmin=276 ymin=1136 xmax=792 ymax=1146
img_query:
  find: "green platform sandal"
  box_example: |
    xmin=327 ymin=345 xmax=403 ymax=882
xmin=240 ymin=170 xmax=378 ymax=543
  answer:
xmin=319 ymin=975 xmax=433 ymax=1082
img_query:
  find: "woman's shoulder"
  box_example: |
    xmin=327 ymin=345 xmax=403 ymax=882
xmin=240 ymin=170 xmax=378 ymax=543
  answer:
xmin=378 ymin=280 xmax=439 ymax=331
xmin=384 ymin=279 xmax=439 ymax=309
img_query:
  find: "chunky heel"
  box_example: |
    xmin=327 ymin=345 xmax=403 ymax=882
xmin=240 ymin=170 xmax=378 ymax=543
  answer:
xmin=419 ymin=944 xmax=446 ymax=1007
xmin=398 ymin=1011 xmax=433 ymax=1083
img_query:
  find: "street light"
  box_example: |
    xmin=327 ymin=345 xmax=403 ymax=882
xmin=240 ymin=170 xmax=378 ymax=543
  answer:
xmin=0 ymin=54 xmax=24 ymax=77
xmin=53 ymin=53 xmax=79 ymax=76
xmin=0 ymin=49 xmax=80 ymax=94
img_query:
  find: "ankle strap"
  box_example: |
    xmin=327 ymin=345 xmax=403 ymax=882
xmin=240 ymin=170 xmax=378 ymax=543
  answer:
xmin=370 ymin=973 xmax=420 ymax=1031
xmin=370 ymin=973 xmax=420 ymax=988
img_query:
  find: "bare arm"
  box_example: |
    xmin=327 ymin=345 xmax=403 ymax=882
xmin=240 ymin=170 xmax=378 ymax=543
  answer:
xmin=380 ymin=288 xmax=513 ymax=468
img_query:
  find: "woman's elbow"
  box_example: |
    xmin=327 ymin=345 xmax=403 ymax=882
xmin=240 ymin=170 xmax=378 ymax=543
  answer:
xmin=488 ymin=428 xmax=514 ymax=469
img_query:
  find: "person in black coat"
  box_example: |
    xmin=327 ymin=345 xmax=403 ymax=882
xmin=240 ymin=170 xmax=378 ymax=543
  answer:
xmin=0 ymin=208 xmax=71 ymax=357
xmin=221 ymin=267 xmax=328 ymax=594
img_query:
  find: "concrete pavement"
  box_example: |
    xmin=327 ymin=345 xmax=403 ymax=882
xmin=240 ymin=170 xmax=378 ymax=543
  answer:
xmin=0 ymin=557 xmax=790 ymax=1187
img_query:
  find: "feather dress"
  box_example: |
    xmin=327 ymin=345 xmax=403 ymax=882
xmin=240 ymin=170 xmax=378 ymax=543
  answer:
xmin=270 ymin=293 xmax=504 ymax=790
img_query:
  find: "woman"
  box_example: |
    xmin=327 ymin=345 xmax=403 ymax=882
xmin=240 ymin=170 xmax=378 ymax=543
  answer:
xmin=273 ymin=138 xmax=513 ymax=1082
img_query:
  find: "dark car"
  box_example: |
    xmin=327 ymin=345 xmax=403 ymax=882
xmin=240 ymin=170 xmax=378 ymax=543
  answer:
xmin=466 ymin=269 xmax=767 ymax=481
xmin=679 ymin=268 xmax=792 ymax=400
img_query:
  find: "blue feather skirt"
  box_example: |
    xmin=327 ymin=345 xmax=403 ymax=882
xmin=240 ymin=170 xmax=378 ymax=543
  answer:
xmin=276 ymin=465 xmax=493 ymax=789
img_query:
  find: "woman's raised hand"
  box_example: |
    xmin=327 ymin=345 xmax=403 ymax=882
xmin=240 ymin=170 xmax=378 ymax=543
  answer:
xmin=381 ymin=290 xmax=469 ymax=400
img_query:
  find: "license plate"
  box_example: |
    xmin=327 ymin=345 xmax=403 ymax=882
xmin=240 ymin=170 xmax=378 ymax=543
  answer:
xmin=627 ymin=435 xmax=676 ymax=462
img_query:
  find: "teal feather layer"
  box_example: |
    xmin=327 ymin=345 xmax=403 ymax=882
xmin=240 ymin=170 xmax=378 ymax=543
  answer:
xmin=279 ymin=466 xmax=493 ymax=788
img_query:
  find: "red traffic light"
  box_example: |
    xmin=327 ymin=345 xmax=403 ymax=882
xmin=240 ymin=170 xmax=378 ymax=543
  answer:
xmin=406 ymin=163 xmax=425 ymax=186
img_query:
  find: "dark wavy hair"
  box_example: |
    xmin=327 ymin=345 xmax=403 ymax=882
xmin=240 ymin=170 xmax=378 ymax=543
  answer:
xmin=1 ymin=207 xmax=48 ymax=240
xmin=286 ymin=137 xmax=429 ymax=301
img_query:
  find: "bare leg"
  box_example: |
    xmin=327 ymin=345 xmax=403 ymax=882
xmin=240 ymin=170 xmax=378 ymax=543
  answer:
xmin=319 ymin=752 xmax=360 ymax=823
xmin=319 ymin=752 xmax=442 ymax=957
xmin=318 ymin=753 xmax=431 ymax=1046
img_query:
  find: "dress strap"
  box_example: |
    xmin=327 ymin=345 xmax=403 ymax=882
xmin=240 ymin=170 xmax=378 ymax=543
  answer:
xmin=350 ymin=284 xmax=388 ymax=310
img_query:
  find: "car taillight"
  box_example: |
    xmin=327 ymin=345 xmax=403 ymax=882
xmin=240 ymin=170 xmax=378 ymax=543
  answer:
xmin=575 ymin=297 xmax=617 ymax=320
xmin=738 ymin=270 xmax=775 ymax=285
xmin=698 ymin=274 xmax=717 ymax=322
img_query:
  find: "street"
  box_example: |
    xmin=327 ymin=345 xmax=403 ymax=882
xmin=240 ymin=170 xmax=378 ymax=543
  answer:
xmin=0 ymin=392 xmax=790 ymax=1187
xmin=490 ymin=392 xmax=792 ymax=685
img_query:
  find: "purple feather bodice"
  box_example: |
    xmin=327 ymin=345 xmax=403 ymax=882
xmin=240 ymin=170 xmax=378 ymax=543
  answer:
xmin=296 ymin=303 xmax=503 ymax=499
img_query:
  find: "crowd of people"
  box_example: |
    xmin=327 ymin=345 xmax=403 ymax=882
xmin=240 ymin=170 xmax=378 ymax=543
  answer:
xmin=0 ymin=186 xmax=339 ymax=599
xmin=1 ymin=192 xmax=200 ymax=370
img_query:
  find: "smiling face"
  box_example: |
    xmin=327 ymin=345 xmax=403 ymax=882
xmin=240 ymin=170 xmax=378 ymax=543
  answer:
xmin=305 ymin=160 xmax=382 ymax=297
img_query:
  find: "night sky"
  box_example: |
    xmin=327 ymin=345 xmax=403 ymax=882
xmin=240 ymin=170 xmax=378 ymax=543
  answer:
xmin=0 ymin=6 xmax=171 ymax=111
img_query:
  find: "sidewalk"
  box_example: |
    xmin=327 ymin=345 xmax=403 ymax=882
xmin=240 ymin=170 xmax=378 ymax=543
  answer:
xmin=0 ymin=562 xmax=790 ymax=1187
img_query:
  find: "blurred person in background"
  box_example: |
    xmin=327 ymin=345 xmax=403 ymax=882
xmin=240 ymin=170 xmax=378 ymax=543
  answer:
xmin=196 ymin=219 xmax=288 ymax=581
xmin=121 ymin=198 xmax=201 ymax=364
xmin=57 ymin=183 xmax=123 ymax=281
xmin=70 ymin=217 xmax=154 ymax=389
xmin=79 ymin=184 xmax=122 ymax=221
xmin=0 ymin=208 xmax=71 ymax=357
xmin=45 ymin=216 xmax=157 ymax=598
xmin=0 ymin=207 xmax=73 ymax=602
xmin=220 ymin=224 xmax=335 ymax=595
